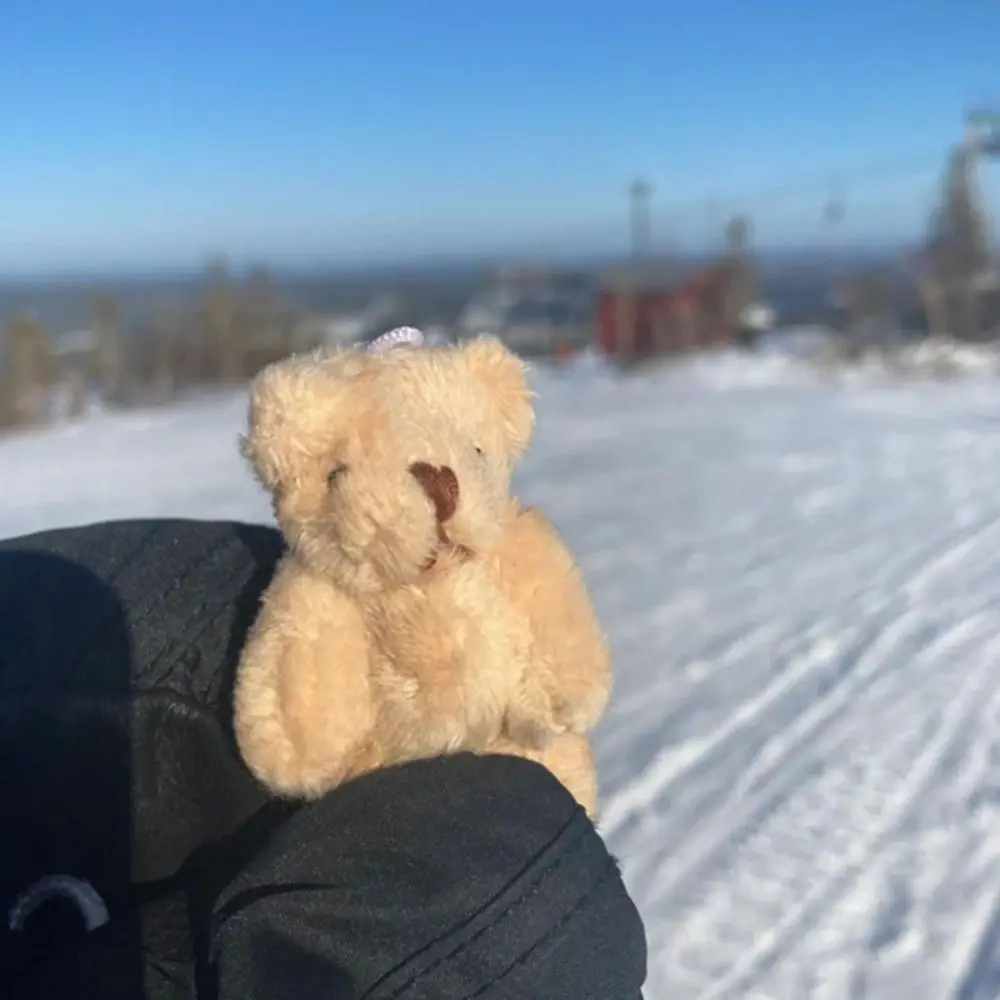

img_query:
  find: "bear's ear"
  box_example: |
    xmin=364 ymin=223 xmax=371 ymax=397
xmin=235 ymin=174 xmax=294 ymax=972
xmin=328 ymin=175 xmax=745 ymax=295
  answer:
xmin=240 ymin=361 xmax=293 ymax=493
xmin=459 ymin=336 xmax=535 ymax=461
xmin=240 ymin=351 xmax=359 ymax=493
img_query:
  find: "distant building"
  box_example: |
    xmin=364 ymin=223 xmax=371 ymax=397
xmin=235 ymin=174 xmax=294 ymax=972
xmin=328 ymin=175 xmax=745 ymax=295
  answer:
xmin=596 ymin=261 xmax=774 ymax=363
xmin=596 ymin=263 xmax=729 ymax=362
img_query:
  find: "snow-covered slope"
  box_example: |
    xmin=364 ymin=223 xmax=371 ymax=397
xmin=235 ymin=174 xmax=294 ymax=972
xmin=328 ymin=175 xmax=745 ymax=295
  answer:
xmin=7 ymin=352 xmax=1000 ymax=999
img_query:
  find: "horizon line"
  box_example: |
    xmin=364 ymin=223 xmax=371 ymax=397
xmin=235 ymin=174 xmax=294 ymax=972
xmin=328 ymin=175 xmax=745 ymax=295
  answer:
xmin=0 ymin=238 xmax=928 ymax=286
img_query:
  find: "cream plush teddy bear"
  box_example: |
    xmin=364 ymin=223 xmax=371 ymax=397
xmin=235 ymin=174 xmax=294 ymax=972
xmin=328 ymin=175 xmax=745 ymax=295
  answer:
xmin=233 ymin=328 xmax=611 ymax=816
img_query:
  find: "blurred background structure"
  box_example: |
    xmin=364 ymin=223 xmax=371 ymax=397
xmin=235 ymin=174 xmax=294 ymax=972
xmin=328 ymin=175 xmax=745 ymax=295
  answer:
xmin=2 ymin=106 xmax=998 ymax=431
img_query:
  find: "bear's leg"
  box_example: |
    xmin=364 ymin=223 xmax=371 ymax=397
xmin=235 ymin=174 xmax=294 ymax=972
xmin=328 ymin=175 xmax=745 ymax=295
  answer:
xmin=234 ymin=558 xmax=379 ymax=799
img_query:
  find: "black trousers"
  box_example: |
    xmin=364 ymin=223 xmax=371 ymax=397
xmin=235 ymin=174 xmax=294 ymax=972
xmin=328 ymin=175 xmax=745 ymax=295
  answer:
xmin=0 ymin=519 xmax=647 ymax=999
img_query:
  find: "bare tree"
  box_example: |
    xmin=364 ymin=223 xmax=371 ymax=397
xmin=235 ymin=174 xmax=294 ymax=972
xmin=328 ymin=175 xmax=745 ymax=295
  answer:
xmin=92 ymin=291 xmax=129 ymax=404
xmin=3 ymin=314 xmax=54 ymax=426
xmin=721 ymin=214 xmax=761 ymax=347
xmin=202 ymin=256 xmax=244 ymax=382
xmin=239 ymin=263 xmax=295 ymax=372
xmin=922 ymin=145 xmax=994 ymax=340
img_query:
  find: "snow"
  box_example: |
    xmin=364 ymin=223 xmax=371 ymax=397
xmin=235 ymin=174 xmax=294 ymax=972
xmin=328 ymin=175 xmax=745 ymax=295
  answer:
xmin=8 ymin=346 xmax=1000 ymax=997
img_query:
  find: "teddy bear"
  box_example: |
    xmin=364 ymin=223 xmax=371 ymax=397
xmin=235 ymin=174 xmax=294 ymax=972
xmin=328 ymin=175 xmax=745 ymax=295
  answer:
xmin=232 ymin=327 xmax=611 ymax=817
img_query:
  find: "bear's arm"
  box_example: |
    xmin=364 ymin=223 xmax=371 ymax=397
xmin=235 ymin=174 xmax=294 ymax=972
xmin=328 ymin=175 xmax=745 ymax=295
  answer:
xmin=496 ymin=507 xmax=612 ymax=736
xmin=233 ymin=554 xmax=379 ymax=799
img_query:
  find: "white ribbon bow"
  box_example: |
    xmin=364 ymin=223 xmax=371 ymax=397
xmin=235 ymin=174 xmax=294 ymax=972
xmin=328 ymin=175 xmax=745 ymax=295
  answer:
xmin=366 ymin=326 xmax=426 ymax=355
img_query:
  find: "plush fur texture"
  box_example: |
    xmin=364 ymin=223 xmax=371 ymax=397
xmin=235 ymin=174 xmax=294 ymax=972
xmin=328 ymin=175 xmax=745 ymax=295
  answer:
xmin=233 ymin=336 xmax=611 ymax=817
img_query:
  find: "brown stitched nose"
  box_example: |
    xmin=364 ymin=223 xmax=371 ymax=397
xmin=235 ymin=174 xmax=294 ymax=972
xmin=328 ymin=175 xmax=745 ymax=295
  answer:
xmin=409 ymin=462 xmax=459 ymax=523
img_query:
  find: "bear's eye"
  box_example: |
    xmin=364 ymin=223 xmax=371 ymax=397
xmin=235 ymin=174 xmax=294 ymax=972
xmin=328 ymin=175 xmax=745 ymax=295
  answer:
xmin=327 ymin=464 xmax=347 ymax=488
xmin=474 ymin=446 xmax=485 ymax=459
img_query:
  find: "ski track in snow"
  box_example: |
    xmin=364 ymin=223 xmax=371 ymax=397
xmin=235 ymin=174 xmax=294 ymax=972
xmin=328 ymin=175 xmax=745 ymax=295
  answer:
xmin=8 ymin=356 xmax=1000 ymax=998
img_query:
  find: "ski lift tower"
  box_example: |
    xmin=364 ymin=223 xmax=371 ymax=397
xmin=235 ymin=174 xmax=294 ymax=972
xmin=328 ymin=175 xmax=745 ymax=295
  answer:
xmin=629 ymin=177 xmax=653 ymax=261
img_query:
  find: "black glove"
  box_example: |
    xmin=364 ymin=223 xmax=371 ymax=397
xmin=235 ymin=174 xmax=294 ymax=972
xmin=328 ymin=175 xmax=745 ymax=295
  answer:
xmin=0 ymin=519 xmax=646 ymax=1000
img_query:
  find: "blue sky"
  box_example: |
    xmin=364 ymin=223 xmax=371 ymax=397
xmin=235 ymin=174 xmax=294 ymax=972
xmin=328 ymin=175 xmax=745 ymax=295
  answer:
xmin=1 ymin=0 xmax=998 ymax=272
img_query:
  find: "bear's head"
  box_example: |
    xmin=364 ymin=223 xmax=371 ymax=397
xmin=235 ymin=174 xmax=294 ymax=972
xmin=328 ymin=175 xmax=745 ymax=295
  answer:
xmin=241 ymin=332 xmax=535 ymax=593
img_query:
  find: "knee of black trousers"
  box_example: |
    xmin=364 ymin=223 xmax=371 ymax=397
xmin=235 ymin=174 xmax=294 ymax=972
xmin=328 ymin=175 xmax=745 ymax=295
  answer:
xmin=210 ymin=752 xmax=648 ymax=1000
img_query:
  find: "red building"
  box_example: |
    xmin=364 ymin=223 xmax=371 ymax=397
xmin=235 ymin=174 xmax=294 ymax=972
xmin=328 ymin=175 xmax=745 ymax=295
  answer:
xmin=596 ymin=263 xmax=733 ymax=363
